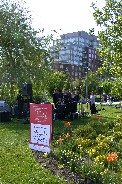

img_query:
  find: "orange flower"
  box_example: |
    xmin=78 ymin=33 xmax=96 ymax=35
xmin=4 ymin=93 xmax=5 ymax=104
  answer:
xmin=58 ymin=138 xmax=64 ymax=142
xmin=98 ymin=116 xmax=103 ymax=120
xmin=107 ymin=153 xmax=112 ymax=162
xmin=111 ymin=152 xmax=117 ymax=161
xmin=64 ymin=122 xmax=71 ymax=128
xmin=66 ymin=133 xmax=70 ymax=138
xmin=107 ymin=152 xmax=117 ymax=162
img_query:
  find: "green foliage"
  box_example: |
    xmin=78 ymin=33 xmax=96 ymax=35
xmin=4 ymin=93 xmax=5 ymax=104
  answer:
xmin=102 ymin=78 xmax=113 ymax=94
xmin=87 ymin=72 xmax=100 ymax=95
xmin=111 ymin=78 xmax=122 ymax=100
xmin=92 ymin=0 xmax=122 ymax=77
xmin=0 ymin=0 xmax=54 ymax=104
xmin=101 ymin=77 xmax=122 ymax=99
xmin=72 ymin=72 xmax=100 ymax=98
xmin=0 ymin=0 xmax=69 ymax=105
xmin=46 ymin=71 xmax=67 ymax=96
xmin=95 ymin=0 xmax=122 ymax=100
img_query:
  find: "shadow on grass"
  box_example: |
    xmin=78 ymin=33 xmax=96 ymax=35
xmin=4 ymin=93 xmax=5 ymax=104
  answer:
xmin=0 ymin=117 xmax=30 ymax=132
xmin=114 ymin=111 xmax=122 ymax=114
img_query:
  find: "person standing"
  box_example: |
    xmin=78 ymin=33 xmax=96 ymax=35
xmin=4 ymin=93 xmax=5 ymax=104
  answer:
xmin=90 ymin=91 xmax=96 ymax=114
xmin=17 ymin=90 xmax=23 ymax=119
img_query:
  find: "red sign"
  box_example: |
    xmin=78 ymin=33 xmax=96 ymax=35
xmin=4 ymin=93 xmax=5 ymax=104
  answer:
xmin=29 ymin=103 xmax=52 ymax=153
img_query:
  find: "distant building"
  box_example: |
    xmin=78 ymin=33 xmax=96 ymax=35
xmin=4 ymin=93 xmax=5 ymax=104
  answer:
xmin=50 ymin=30 xmax=101 ymax=79
xmin=51 ymin=62 xmax=82 ymax=80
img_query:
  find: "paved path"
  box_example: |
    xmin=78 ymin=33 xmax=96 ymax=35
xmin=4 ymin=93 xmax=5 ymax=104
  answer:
xmin=95 ymin=102 xmax=121 ymax=105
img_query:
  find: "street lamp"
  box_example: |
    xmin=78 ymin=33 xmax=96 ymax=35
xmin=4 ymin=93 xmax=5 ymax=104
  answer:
xmin=79 ymin=85 xmax=83 ymax=114
xmin=86 ymin=68 xmax=88 ymax=100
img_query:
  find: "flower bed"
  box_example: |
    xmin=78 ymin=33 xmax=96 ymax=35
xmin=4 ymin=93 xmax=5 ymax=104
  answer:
xmin=48 ymin=115 xmax=122 ymax=183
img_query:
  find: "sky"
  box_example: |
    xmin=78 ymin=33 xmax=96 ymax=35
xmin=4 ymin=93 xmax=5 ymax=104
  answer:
xmin=25 ymin=0 xmax=106 ymax=37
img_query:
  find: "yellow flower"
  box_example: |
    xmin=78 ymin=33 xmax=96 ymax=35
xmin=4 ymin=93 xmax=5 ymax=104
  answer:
xmin=43 ymin=152 xmax=48 ymax=157
xmin=91 ymin=148 xmax=96 ymax=154
xmin=94 ymin=155 xmax=106 ymax=162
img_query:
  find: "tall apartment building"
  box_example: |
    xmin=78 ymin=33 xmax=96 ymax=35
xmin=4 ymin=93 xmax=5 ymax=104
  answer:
xmin=51 ymin=30 xmax=100 ymax=80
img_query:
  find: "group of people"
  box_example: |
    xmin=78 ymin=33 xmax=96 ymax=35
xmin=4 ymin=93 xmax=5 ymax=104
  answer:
xmin=52 ymin=89 xmax=80 ymax=119
xmin=53 ymin=89 xmax=97 ymax=116
xmin=17 ymin=88 xmax=97 ymax=119
xmin=53 ymin=89 xmax=79 ymax=108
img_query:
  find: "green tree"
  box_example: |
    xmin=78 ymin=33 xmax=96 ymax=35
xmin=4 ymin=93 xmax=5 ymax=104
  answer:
xmin=102 ymin=78 xmax=122 ymax=100
xmin=0 ymin=0 xmax=53 ymax=104
xmin=102 ymin=79 xmax=113 ymax=95
xmin=71 ymin=72 xmax=100 ymax=99
xmin=46 ymin=71 xmax=67 ymax=97
xmin=111 ymin=78 xmax=122 ymax=100
xmin=92 ymin=0 xmax=122 ymax=77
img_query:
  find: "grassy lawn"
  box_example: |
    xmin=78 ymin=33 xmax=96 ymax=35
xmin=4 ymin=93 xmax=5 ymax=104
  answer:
xmin=0 ymin=119 xmax=69 ymax=184
xmin=0 ymin=104 xmax=122 ymax=184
